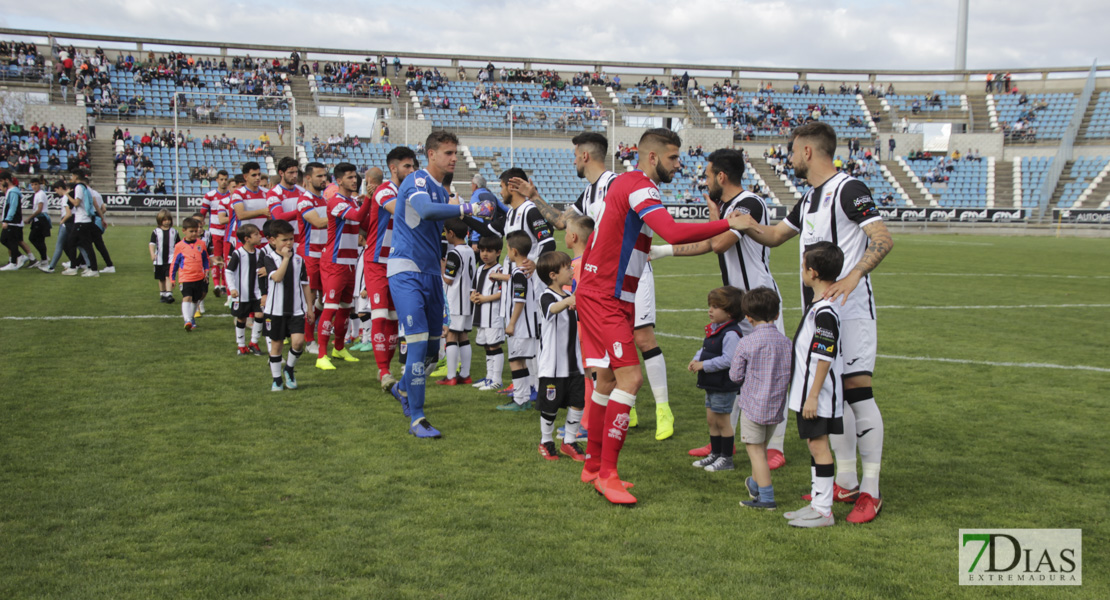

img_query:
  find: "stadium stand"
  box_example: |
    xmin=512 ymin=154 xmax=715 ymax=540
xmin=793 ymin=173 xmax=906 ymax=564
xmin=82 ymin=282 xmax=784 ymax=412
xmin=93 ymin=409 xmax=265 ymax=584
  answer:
xmin=994 ymin=92 xmax=1077 ymax=141
xmin=886 ymin=92 xmax=962 ymax=114
xmin=1084 ymin=91 xmax=1110 ymax=139
xmin=117 ymin=136 xmax=272 ymax=194
xmin=704 ymin=90 xmax=872 ymax=140
xmin=414 ymin=81 xmax=608 ymax=134
xmin=0 ymin=121 xmax=88 ymax=175
xmin=1055 ymin=156 xmax=1109 ymax=208
xmin=904 ymin=154 xmax=990 ymax=208
xmin=1019 ymin=156 xmax=1054 ymax=208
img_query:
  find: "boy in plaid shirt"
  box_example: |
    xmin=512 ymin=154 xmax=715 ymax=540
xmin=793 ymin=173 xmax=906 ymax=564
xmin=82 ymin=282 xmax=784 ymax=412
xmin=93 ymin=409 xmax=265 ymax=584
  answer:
xmin=730 ymin=287 xmax=792 ymax=509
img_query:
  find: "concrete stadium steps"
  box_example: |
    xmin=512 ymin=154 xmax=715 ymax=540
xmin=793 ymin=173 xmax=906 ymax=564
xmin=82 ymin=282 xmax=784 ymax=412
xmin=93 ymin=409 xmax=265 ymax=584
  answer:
xmin=286 ymin=76 xmax=316 ymax=114
xmin=748 ymin=159 xmax=796 ymax=206
xmin=1074 ymin=161 xmax=1110 ymax=208
xmin=967 ymin=94 xmax=994 ymax=132
xmin=993 ymin=160 xmax=1014 ymax=208
xmin=861 ymin=94 xmax=892 ymax=132
xmin=588 ymin=85 xmax=620 ymax=114
xmin=89 ymin=138 xmax=116 ymax=192
xmin=1076 ymin=94 xmax=1100 ymax=142
xmin=884 ymin=159 xmax=928 ymax=206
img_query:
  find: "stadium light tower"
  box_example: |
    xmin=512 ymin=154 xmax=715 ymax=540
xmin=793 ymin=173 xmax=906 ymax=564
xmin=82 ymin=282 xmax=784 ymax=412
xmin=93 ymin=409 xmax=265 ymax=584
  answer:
xmin=955 ymin=0 xmax=969 ymax=73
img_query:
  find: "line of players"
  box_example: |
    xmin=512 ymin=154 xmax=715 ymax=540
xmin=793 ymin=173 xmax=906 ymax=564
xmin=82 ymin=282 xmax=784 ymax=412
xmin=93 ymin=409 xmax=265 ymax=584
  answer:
xmin=172 ymin=125 xmax=888 ymax=522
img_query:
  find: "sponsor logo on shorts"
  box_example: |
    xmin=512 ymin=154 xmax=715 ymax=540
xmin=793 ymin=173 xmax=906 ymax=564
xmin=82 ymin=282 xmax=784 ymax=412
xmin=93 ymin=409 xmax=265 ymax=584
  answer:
xmin=612 ymin=342 xmax=623 ymax=359
xmin=373 ymin=293 xmax=380 ymax=304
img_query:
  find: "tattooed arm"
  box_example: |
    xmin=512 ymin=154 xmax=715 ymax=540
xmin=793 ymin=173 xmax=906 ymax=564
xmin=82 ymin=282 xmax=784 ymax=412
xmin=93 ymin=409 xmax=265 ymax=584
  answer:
xmin=822 ymin=220 xmax=894 ymax=305
xmin=509 ymin=176 xmax=572 ymax=230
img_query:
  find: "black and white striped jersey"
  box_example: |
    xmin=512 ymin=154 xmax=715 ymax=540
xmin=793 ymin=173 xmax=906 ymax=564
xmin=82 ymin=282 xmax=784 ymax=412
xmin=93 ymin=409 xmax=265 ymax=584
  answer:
xmin=787 ymin=298 xmax=843 ymax=418
xmin=444 ymin=243 xmax=477 ymax=317
xmin=262 ymin=247 xmax=309 ymax=316
xmin=717 ymin=191 xmax=781 ymax=297
xmin=150 ymin=227 xmax=180 ymax=266
xmin=509 ymin=265 xmax=539 ymax=339
xmin=784 ymin=171 xmax=881 ymax=321
xmin=472 ymin=263 xmax=503 ymax=329
xmin=226 ymin=246 xmax=265 ymax=301
xmin=501 ymin=199 xmax=554 ymax=323
xmin=572 ymin=170 xmax=617 ymax=220
xmin=538 ymin=287 xmax=582 ymax=378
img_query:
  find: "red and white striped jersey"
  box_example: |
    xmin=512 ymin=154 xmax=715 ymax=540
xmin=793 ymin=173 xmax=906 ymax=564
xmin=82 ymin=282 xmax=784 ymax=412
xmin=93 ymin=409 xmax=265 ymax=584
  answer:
xmin=202 ymin=188 xmax=231 ymax=236
xmin=297 ymin=190 xmax=328 ymax=259
xmin=230 ymin=185 xmax=269 ymax=246
xmin=266 ymin=184 xmax=306 ymax=241
xmin=323 ymin=193 xmax=361 ymax=266
xmin=579 ymin=170 xmax=664 ymax=303
xmin=367 ymin=181 xmax=397 ymax=264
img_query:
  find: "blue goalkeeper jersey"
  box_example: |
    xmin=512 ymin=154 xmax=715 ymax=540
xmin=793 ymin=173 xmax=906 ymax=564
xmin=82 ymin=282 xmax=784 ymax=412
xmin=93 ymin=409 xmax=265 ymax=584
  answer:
xmin=388 ymin=168 xmax=462 ymax=277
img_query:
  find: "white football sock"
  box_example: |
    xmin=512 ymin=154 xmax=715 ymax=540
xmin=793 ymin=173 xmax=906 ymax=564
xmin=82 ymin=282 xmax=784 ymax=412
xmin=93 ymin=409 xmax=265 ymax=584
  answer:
xmin=540 ymin=412 xmax=556 ymax=444
xmin=853 ymin=398 xmax=884 ymax=498
xmin=563 ymin=407 xmax=583 ymax=444
xmin=487 ymin=349 xmax=504 ymax=384
xmin=181 ymin=301 xmax=194 ymax=323
xmin=286 ymin=348 xmax=302 ymax=369
xmin=642 ymin=349 xmax=669 ymax=406
xmin=512 ymin=367 xmax=530 ymax=406
xmin=458 ymin=341 xmax=472 ymax=378
xmin=235 ymin=322 xmax=246 ymax=346
xmin=445 ymin=342 xmax=459 ymax=379
xmin=251 ymin=320 xmax=263 ymax=344
xmin=812 ymin=463 xmax=835 ymax=516
xmin=269 ymin=355 xmax=283 ymax=379
xmin=831 ymin=402 xmax=860 ymax=490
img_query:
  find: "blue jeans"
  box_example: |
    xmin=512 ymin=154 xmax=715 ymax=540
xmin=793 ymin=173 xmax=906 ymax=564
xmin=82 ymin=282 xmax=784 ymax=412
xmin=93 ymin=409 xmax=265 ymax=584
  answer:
xmin=48 ymin=223 xmax=71 ymax=270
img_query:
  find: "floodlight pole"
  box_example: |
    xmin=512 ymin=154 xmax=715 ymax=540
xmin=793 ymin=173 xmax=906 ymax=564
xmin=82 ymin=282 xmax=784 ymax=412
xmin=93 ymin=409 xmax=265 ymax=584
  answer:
xmin=955 ymin=0 xmax=969 ymax=74
xmin=173 ymin=91 xmax=180 ymax=223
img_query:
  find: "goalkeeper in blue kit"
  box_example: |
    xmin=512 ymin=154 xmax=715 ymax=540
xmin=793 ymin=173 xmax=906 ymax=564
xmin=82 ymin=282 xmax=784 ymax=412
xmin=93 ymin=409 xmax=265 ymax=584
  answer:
xmin=388 ymin=131 xmax=492 ymax=438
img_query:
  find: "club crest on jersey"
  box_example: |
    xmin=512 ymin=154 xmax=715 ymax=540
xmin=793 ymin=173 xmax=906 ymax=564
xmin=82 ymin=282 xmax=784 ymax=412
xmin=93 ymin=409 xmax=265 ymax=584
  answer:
xmin=546 ymin=385 xmax=557 ymax=401
xmin=415 ymin=177 xmax=426 ymax=188
xmin=612 ymin=342 xmax=623 ymax=359
xmin=823 ymin=190 xmax=834 ymax=206
xmin=647 ymin=188 xmax=661 ymax=200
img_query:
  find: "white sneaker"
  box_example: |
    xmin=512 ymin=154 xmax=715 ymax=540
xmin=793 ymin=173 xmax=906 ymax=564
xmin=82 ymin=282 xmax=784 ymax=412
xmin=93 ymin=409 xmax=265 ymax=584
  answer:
xmin=306 ymin=341 xmax=319 ymax=355
xmin=478 ymin=380 xmax=503 ymax=391
xmin=0 ymin=263 xmax=18 ymax=271
xmin=471 ymin=378 xmax=489 ymax=388
xmin=23 ymin=259 xmax=39 ymax=269
xmin=16 ymin=255 xmax=29 ymax=268
xmin=38 ymin=264 xmax=55 ymax=273
xmin=100 ymin=266 xmax=116 ymax=274
xmin=62 ymin=261 xmax=71 ymax=269
xmin=81 ymin=270 xmax=100 ymax=277
xmin=62 ymin=267 xmax=79 ymax=275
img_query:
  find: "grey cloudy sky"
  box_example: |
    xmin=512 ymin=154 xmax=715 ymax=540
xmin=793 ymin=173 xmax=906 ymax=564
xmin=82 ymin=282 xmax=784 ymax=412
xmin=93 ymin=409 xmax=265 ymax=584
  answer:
xmin=0 ymin=0 xmax=1103 ymax=71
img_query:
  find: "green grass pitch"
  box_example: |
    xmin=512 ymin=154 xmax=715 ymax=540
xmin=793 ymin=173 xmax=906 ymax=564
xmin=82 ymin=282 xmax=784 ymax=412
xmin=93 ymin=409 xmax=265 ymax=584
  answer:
xmin=0 ymin=226 xmax=1107 ymax=599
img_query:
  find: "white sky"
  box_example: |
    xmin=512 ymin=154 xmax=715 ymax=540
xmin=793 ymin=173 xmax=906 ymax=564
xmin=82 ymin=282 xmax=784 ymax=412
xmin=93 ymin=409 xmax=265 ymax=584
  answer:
xmin=0 ymin=0 xmax=1102 ymax=71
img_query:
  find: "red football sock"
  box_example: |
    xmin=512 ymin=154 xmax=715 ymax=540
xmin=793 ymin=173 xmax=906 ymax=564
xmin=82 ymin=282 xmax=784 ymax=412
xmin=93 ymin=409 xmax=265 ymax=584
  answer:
xmin=317 ymin=308 xmax=336 ymax=358
xmin=384 ymin=319 xmax=398 ymax=365
xmin=333 ymin=307 xmax=351 ymax=350
xmin=584 ymin=394 xmax=608 ymax=473
xmin=371 ymin=317 xmax=389 ymax=373
xmin=304 ymin=315 xmax=315 ymax=343
xmin=599 ymin=399 xmax=633 ymax=480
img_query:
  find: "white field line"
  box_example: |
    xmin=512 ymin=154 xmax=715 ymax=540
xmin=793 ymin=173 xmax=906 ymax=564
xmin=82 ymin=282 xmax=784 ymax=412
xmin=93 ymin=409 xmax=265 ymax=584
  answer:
xmin=658 ymin=303 xmax=1110 ymax=313
xmin=655 ymin=272 xmax=1110 ymax=280
xmin=0 ymin=314 xmax=232 ymax=321
xmin=653 ymin=332 xmax=1110 ymax=373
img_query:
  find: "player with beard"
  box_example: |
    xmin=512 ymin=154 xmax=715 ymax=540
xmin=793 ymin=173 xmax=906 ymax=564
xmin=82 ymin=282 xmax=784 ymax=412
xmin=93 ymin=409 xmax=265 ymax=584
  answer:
xmin=519 ymin=132 xmax=676 ymax=442
xmin=296 ymin=162 xmax=329 ymax=354
xmin=576 ymin=128 xmax=750 ymax=505
xmin=651 ymin=148 xmax=788 ymax=466
xmin=364 ymin=146 xmax=417 ymax=390
xmin=732 ymin=122 xmax=894 ymax=523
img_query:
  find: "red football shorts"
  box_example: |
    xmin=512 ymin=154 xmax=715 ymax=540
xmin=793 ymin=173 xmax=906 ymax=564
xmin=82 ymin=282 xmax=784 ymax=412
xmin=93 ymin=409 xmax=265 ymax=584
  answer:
xmin=577 ymin=288 xmax=638 ymax=370
xmin=211 ymin=235 xmax=226 ymax=263
xmin=321 ymin=263 xmax=355 ymax=306
xmin=364 ymin=261 xmax=393 ymax=311
xmin=304 ymin=255 xmax=323 ymax=292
